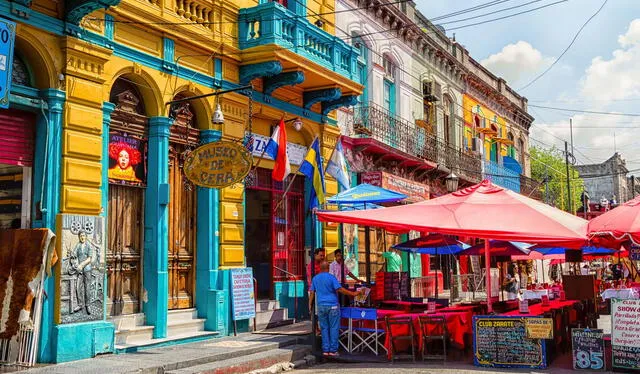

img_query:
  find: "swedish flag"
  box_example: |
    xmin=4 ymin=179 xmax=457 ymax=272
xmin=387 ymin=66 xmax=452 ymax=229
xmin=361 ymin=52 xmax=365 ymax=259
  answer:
xmin=299 ymin=137 xmax=326 ymax=209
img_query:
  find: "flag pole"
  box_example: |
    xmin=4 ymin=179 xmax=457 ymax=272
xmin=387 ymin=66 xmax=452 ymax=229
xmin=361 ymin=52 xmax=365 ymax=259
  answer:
xmin=274 ymin=173 xmax=298 ymax=212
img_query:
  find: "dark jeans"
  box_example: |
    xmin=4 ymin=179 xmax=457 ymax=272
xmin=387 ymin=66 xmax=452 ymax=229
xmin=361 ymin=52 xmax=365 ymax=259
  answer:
xmin=317 ymin=305 xmax=340 ymax=353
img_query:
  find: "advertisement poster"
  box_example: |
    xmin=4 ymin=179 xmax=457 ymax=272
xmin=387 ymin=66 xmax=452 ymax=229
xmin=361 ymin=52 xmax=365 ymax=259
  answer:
xmin=611 ymin=298 xmax=640 ymax=370
xmin=572 ymin=328 xmax=605 ymax=371
xmin=108 ymin=132 xmax=147 ymax=187
xmin=230 ymin=268 xmax=256 ymax=321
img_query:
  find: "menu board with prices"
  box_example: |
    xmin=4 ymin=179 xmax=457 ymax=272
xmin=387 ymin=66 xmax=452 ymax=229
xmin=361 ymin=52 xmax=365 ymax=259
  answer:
xmin=572 ymin=329 xmax=605 ymax=371
xmin=230 ymin=268 xmax=256 ymax=321
xmin=473 ymin=316 xmax=547 ymax=369
xmin=612 ymin=298 xmax=640 ymax=370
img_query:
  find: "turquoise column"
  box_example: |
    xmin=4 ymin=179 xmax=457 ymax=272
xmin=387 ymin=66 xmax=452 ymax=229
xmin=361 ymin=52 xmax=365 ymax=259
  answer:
xmin=36 ymin=89 xmax=65 ymax=363
xmin=143 ymin=116 xmax=172 ymax=339
xmin=101 ymin=103 xmax=115 ymax=217
xmin=195 ymin=129 xmax=224 ymax=331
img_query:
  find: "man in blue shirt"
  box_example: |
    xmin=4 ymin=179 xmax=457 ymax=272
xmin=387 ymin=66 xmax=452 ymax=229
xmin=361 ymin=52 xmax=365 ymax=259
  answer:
xmin=309 ymin=261 xmax=360 ymax=356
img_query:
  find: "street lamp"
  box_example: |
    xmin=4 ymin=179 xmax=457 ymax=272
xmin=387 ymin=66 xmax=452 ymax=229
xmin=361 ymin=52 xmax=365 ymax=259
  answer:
xmin=212 ymin=103 xmax=224 ymax=124
xmin=445 ymin=172 xmax=459 ymax=193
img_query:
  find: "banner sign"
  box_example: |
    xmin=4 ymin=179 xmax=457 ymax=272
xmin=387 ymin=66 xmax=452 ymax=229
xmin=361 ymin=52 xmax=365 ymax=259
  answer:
xmin=612 ymin=298 xmax=640 ymax=370
xmin=572 ymin=328 xmax=605 ymax=371
xmin=248 ymin=132 xmax=307 ymax=166
xmin=230 ymin=268 xmax=256 ymax=321
xmin=362 ymin=171 xmax=429 ymax=202
xmin=0 ymin=18 xmax=15 ymax=109
xmin=630 ymin=244 xmax=640 ymax=261
xmin=184 ymin=141 xmax=252 ymax=189
xmin=525 ymin=318 xmax=554 ymax=339
xmin=108 ymin=132 xmax=147 ymax=187
xmin=473 ymin=316 xmax=546 ymax=369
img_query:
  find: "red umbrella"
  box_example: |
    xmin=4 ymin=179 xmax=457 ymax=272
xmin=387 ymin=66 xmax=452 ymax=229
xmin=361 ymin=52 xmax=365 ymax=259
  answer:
xmin=316 ymin=180 xmax=589 ymax=312
xmin=588 ymin=196 xmax=640 ymax=246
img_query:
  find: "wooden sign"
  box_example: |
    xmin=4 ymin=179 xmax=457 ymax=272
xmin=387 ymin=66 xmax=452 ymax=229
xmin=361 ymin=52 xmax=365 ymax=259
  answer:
xmin=473 ymin=316 xmax=547 ymax=369
xmin=183 ymin=141 xmax=252 ymax=189
xmin=572 ymin=328 xmax=605 ymax=371
xmin=612 ymin=298 xmax=640 ymax=370
xmin=525 ymin=318 xmax=554 ymax=339
xmin=519 ymin=299 xmax=529 ymax=314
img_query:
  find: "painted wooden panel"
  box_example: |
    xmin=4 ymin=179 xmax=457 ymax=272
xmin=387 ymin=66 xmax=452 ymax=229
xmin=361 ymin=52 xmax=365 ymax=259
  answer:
xmin=220 ymin=202 xmax=244 ymax=222
xmin=65 ymin=103 xmax=102 ymax=134
xmin=220 ymin=223 xmax=243 ymax=244
xmin=221 ymin=184 xmax=244 ymax=202
xmin=62 ymin=158 xmax=102 ymax=188
xmin=61 ymin=185 xmax=102 ymax=214
xmin=62 ymin=130 xmax=102 ymax=161
xmin=220 ymin=244 xmax=244 ymax=266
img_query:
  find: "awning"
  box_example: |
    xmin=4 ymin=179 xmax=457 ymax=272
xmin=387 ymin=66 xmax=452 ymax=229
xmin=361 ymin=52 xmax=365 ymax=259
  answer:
xmin=326 ymin=183 xmax=407 ymax=205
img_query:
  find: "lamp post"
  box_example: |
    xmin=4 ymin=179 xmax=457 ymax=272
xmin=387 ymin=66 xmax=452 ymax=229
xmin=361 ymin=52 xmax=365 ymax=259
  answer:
xmin=445 ymin=173 xmax=459 ymax=193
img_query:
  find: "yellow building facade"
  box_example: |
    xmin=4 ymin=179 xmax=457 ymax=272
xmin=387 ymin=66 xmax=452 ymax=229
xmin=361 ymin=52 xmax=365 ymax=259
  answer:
xmin=0 ymin=0 xmax=359 ymax=363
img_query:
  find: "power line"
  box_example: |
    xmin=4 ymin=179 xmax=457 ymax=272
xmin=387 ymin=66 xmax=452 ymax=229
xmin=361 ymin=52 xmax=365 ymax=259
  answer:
xmin=518 ymin=0 xmax=608 ymax=91
xmin=529 ymin=104 xmax=640 ymax=117
xmin=430 ymin=0 xmax=515 ymax=21
xmin=437 ymin=0 xmax=550 ymax=26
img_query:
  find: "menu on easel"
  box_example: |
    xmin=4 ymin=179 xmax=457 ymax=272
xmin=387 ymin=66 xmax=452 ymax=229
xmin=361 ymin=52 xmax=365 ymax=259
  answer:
xmin=572 ymin=328 xmax=605 ymax=371
xmin=612 ymin=298 xmax=640 ymax=370
xmin=519 ymin=299 xmax=529 ymax=314
xmin=473 ymin=316 xmax=546 ymax=369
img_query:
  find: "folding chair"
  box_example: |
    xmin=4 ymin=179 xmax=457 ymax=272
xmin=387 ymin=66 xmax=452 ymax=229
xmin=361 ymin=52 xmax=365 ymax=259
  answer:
xmin=386 ymin=316 xmax=416 ymax=363
xmin=351 ymin=308 xmax=386 ymax=355
xmin=339 ymin=307 xmax=353 ymax=353
xmin=418 ymin=315 xmax=447 ymax=362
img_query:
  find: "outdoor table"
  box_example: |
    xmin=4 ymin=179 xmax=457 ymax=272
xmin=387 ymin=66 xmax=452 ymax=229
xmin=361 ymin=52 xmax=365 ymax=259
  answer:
xmin=381 ymin=311 xmax=470 ymax=359
xmin=503 ymin=299 xmax=578 ymax=317
xmin=600 ymin=287 xmax=639 ymax=300
xmin=522 ymin=289 xmax=551 ymax=300
xmin=379 ymin=300 xmax=428 ymax=312
xmin=340 ymin=308 xmax=404 ymax=354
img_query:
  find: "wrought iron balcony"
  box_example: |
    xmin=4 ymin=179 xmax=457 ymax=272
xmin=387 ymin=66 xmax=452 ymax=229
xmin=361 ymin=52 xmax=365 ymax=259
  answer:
xmin=238 ymin=2 xmax=359 ymax=81
xmin=483 ymin=160 xmax=521 ymax=193
xmin=520 ymin=175 xmax=543 ymax=201
xmin=350 ymin=103 xmax=482 ymax=183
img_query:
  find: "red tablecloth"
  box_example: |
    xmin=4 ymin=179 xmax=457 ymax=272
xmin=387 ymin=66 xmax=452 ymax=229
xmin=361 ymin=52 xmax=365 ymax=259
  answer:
xmin=381 ymin=311 xmax=470 ymax=359
xmin=503 ymin=299 xmax=578 ymax=317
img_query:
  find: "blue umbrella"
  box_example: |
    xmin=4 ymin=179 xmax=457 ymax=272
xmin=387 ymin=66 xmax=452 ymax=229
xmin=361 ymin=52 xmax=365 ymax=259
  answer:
xmin=393 ymin=234 xmax=470 ymax=298
xmin=533 ymin=246 xmax=616 ymax=256
xmin=335 ymin=203 xmax=383 ymax=211
xmin=327 ymin=183 xmax=407 ymax=204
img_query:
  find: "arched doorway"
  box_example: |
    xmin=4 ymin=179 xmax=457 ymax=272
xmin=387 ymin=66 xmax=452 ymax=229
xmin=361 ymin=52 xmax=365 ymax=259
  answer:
xmin=167 ymin=96 xmax=199 ymax=309
xmin=106 ymin=78 xmax=148 ymax=316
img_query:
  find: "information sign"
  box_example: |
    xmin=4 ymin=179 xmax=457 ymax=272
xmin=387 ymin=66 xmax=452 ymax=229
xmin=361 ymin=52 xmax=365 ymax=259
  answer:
xmin=0 ymin=18 xmax=16 ymax=109
xmin=572 ymin=328 xmax=605 ymax=371
xmin=183 ymin=141 xmax=252 ymax=189
xmin=612 ymin=298 xmax=640 ymax=370
xmin=230 ymin=268 xmax=256 ymax=321
xmin=473 ymin=316 xmax=547 ymax=369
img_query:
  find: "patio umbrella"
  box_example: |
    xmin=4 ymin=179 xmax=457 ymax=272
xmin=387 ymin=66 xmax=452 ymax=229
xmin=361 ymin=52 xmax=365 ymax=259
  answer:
xmin=588 ymin=195 xmax=640 ymax=246
xmin=392 ymin=234 xmax=470 ymax=298
xmin=532 ymin=246 xmax=617 ymax=257
xmin=458 ymin=240 xmax=533 ymax=257
xmin=317 ymin=180 xmax=589 ymax=312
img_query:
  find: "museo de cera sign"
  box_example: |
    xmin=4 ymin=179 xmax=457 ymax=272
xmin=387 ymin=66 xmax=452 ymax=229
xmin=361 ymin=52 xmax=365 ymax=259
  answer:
xmin=183 ymin=141 xmax=253 ymax=188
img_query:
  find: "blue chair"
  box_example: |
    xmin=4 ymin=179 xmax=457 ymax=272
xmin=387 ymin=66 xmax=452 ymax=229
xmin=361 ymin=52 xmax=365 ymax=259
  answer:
xmin=339 ymin=307 xmax=353 ymax=352
xmin=350 ymin=308 xmax=386 ymax=355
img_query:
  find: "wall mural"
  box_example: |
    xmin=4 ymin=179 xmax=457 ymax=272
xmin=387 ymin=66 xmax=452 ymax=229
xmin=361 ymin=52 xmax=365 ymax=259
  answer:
xmin=58 ymin=215 xmax=106 ymax=324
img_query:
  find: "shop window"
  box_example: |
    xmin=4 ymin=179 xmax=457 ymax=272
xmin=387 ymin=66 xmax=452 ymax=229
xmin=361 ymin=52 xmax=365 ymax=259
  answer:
xmin=11 ymin=56 xmax=32 ymax=87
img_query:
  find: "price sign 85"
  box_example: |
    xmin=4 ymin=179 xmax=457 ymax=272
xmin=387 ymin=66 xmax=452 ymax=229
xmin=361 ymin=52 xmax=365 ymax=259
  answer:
xmin=575 ymin=350 xmax=604 ymax=370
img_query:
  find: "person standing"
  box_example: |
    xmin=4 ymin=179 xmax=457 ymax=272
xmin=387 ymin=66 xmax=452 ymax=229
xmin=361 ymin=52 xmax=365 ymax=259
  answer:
xmin=382 ymin=248 xmax=402 ymax=272
xmin=309 ymin=261 xmax=360 ymax=357
xmin=307 ymin=248 xmax=325 ymax=286
xmin=330 ymin=249 xmax=359 ymax=284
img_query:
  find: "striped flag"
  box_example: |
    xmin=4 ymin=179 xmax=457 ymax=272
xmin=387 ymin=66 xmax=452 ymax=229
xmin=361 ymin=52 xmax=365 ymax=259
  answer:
xmin=325 ymin=138 xmax=350 ymax=190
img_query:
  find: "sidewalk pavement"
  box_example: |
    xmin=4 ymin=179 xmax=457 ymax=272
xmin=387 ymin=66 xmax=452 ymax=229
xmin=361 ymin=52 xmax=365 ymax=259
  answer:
xmin=21 ymin=333 xmax=310 ymax=374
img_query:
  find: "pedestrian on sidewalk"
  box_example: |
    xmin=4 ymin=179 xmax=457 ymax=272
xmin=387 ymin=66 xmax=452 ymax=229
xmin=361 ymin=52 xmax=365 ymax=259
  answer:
xmin=309 ymin=261 xmax=361 ymax=357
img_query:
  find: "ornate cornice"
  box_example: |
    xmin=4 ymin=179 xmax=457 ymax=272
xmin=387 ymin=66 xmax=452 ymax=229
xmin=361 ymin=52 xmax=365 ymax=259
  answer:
xmin=321 ymin=95 xmax=358 ymax=117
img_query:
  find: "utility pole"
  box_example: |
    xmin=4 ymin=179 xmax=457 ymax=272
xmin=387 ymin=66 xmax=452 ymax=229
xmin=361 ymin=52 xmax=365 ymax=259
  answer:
xmin=570 ymin=118 xmax=574 ymax=156
xmin=544 ymin=165 xmax=550 ymax=205
xmin=633 ymin=175 xmax=636 ymax=198
xmin=565 ymin=141 xmax=572 ymax=213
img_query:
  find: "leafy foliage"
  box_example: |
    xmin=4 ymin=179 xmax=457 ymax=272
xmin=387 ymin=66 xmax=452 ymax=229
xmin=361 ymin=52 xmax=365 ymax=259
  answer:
xmin=530 ymin=146 xmax=584 ymax=213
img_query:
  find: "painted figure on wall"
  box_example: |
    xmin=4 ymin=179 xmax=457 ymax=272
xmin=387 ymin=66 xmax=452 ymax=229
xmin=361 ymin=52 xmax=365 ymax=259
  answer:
xmin=108 ymin=133 xmax=146 ymax=186
xmin=60 ymin=215 xmax=105 ymax=324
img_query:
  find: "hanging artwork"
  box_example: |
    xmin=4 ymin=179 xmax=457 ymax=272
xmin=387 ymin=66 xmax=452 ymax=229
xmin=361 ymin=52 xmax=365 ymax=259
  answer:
xmin=108 ymin=132 xmax=147 ymax=187
xmin=58 ymin=214 xmax=106 ymax=324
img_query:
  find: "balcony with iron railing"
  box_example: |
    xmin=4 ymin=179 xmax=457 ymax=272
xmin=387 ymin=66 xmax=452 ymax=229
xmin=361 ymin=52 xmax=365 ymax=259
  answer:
xmin=350 ymin=103 xmax=482 ymax=183
xmin=238 ymin=1 xmax=359 ymax=82
xmin=484 ymin=159 xmax=521 ymax=193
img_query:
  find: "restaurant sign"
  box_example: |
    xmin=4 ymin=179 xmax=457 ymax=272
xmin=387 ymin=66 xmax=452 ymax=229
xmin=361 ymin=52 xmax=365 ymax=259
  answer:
xmin=184 ymin=141 xmax=252 ymax=188
xmin=611 ymin=298 xmax=640 ymax=370
xmin=525 ymin=318 xmax=553 ymax=339
xmin=362 ymin=171 xmax=429 ymax=202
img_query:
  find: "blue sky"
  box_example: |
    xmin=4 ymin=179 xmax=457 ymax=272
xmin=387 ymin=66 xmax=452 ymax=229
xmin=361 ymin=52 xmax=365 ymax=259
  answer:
xmin=415 ymin=0 xmax=640 ymax=169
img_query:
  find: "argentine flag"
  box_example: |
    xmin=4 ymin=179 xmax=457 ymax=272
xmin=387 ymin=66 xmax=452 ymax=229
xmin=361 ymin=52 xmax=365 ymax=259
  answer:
xmin=326 ymin=139 xmax=350 ymax=190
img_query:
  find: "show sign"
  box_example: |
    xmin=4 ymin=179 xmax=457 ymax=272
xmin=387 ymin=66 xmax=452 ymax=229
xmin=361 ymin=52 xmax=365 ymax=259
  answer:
xmin=572 ymin=328 xmax=605 ymax=371
xmin=611 ymin=298 xmax=640 ymax=370
xmin=230 ymin=268 xmax=256 ymax=321
xmin=473 ymin=316 xmax=546 ymax=369
xmin=183 ymin=141 xmax=252 ymax=188
xmin=0 ymin=18 xmax=16 ymax=109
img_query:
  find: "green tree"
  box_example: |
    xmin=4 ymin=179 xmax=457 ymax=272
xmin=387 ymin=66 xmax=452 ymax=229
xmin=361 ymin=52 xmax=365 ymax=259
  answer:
xmin=530 ymin=146 xmax=585 ymax=213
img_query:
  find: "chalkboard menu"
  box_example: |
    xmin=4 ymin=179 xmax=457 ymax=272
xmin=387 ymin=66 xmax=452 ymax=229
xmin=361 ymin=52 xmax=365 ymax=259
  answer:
xmin=572 ymin=329 xmax=605 ymax=371
xmin=612 ymin=298 xmax=640 ymax=370
xmin=473 ymin=316 xmax=547 ymax=369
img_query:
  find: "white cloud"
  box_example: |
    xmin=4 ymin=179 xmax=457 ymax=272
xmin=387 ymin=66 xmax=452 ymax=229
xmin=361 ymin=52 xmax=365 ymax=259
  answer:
xmin=581 ymin=19 xmax=640 ymax=102
xmin=481 ymin=41 xmax=553 ymax=85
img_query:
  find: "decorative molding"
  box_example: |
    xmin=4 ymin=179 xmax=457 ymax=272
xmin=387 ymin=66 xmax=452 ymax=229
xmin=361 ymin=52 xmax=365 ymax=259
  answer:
xmin=239 ymin=61 xmax=283 ymax=85
xmin=303 ymin=88 xmax=341 ymax=110
xmin=62 ymin=37 xmax=112 ymax=83
xmin=263 ymin=71 xmax=305 ymax=96
xmin=65 ymin=0 xmax=121 ymax=25
xmin=10 ymin=0 xmax=32 ymax=19
xmin=321 ymin=95 xmax=358 ymax=116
